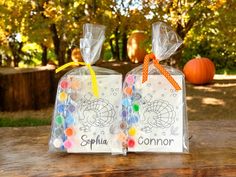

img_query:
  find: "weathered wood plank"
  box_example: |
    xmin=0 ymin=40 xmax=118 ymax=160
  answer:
xmin=0 ymin=68 xmax=54 ymax=111
xmin=0 ymin=120 xmax=235 ymax=176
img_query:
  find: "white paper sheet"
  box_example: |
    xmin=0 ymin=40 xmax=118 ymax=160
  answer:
xmin=52 ymin=75 xmax=123 ymax=153
xmin=126 ymin=75 xmax=184 ymax=152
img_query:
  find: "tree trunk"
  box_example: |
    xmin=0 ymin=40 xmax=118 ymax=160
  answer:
xmin=172 ymin=19 xmax=195 ymax=67
xmin=58 ymin=40 xmax=67 ymax=66
xmin=50 ymin=23 xmax=66 ymax=66
xmin=114 ymin=27 xmax=120 ymax=61
xmin=41 ymin=44 xmax=48 ymax=66
xmin=122 ymin=32 xmax=128 ymax=61
xmin=67 ymin=48 xmax=72 ymax=62
xmin=50 ymin=24 xmax=60 ymax=55
xmin=92 ymin=0 xmax=97 ymax=16
xmin=9 ymin=42 xmax=22 ymax=67
xmin=13 ymin=56 xmax=20 ymax=67
xmin=0 ymin=54 xmax=2 ymax=66
xmin=6 ymin=56 xmax=12 ymax=66
xmin=167 ymin=46 xmax=184 ymax=69
xmin=109 ymin=38 xmax=116 ymax=60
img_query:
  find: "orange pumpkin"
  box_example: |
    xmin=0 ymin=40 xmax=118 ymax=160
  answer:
xmin=127 ymin=31 xmax=148 ymax=63
xmin=183 ymin=58 xmax=215 ymax=85
xmin=71 ymin=48 xmax=83 ymax=62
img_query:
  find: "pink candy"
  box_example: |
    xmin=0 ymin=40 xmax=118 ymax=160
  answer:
xmin=125 ymin=75 xmax=135 ymax=85
xmin=63 ymin=140 xmax=72 ymax=149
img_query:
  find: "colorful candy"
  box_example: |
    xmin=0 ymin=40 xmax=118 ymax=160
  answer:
xmin=68 ymin=104 xmax=75 ymax=112
xmin=122 ymin=98 xmax=131 ymax=107
xmin=65 ymin=127 xmax=74 ymax=137
xmin=53 ymin=138 xmax=63 ymax=148
xmin=127 ymin=115 xmax=138 ymax=125
xmin=59 ymin=92 xmax=67 ymax=102
xmin=128 ymin=127 xmax=136 ymax=136
xmin=120 ymin=121 xmax=127 ymax=129
xmin=65 ymin=114 xmax=74 ymax=125
xmin=125 ymin=75 xmax=135 ymax=84
xmin=124 ymin=87 xmax=133 ymax=96
xmin=122 ymin=110 xmax=128 ymax=118
xmin=132 ymin=103 xmax=140 ymax=112
xmin=63 ymin=139 xmax=72 ymax=149
xmin=60 ymin=80 xmax=69 ymax=89
xmin=117 ymin=132 xmax=127 ymax=142
xmin=71 ymin=80 xmax=80 ymax=90
xmin=55 ymin=115 xmax=64 ymax=125
xmin=57 ymin=104 xmax=65 ymax=113
xmin=127 ymin=138 xmax=135 ymax=148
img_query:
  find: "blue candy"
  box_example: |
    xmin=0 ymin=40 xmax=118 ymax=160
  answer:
xmin=66 ymin=114 xmax=74 ymax=125
xmin=122 ymin=98 xmax=131 ymax=107
xmin=57 ymin=104 xmax=65 ymax=113
xmin=127 ymin=115 xmax=139 ymax=125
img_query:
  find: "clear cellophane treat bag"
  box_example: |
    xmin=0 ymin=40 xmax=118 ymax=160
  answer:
xmin=122 ymin=22 xmax=189 ymax=153
xmin=49 ymin=24 xmax=125 ymax=154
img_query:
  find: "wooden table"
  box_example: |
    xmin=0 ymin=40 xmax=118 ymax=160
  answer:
xmin=0 ymin=120 xmax=236 ymax=176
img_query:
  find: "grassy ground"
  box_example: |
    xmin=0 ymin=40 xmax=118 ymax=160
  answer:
xmin=0 ymin=117 xmax=51 ymax=127
xmin=0 ymin=107 xmax=52 ymax=127
xmin=216 ymin=69 xmax=236 ymax=75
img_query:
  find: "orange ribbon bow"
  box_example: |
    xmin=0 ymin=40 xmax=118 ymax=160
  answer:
xmin=142 ymin=53 xmax=181 ymax=91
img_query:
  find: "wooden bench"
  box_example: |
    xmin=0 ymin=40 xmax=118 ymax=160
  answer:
xmin=0 ymin=120 xmax=236 ymax=176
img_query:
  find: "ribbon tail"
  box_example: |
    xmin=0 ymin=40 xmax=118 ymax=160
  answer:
xmin=55 ymin=62 xmax=76 ymax=73
xmin=142 ymin=54 xmax=152 ymax=83
xmin=56 ymin=61 xmax=99 ymax=97
xmin=55 ymin=61 xmax=85 ymax=73
xmin=153 ymin=60 xmax=181 ymax=91
xmin=87 ymin=65 xmax=99 ymax=97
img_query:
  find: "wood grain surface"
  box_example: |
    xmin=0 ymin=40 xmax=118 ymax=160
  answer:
xmin=0 ymin=69 xmax=55 ymax=111
xmin=0 ymin=120 xmax=236 ymax=177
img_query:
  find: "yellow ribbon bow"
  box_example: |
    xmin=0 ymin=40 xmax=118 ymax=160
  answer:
xmin=56 ymin=62 xmax=99 ymax=97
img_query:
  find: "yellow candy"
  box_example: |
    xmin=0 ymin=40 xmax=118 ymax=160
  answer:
xmin=59 ymin=92 xmax=67 ymax=102
xmin=128 ymin=127 xmax=136 ymax=136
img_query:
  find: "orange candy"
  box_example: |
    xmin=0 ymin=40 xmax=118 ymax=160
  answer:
xmin=71 ymin=80 xmax=80 ymax=90
xmin=65 ymin=127 xmax=74 ymax=137
xmin=124 ymin=87 xmax=132 ymax=96
xmin=117 ymin=132 xmax=127 ymax=142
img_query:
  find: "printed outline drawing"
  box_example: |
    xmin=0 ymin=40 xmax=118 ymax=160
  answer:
xmin=122 ymin=75 xmax=179 ymax=134
xmin=141 ymin=99 xmax=176 ymax=132
xmin=76 ymin=95 xmax=116 ymax=130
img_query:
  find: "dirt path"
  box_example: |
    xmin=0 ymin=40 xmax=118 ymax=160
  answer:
xmin=187 ymin=75 xmax=236 ymax=120
xmin=0 ymin=75 xmax=235 ymax=121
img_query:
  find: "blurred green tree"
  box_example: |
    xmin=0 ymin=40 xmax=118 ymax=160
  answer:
xmin=28 ymin=0 xmax=88 ymax=66
xmin=182 ymin=0 xmax=236 ymax=71
xmin=0 ymin=0 xmax=32 ymax=66
xmin=140 ymin=0 xmax=228 ymax=66
xmin=0 ymin=0 xmax=235 ymax=71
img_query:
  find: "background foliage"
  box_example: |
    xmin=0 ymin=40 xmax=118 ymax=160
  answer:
xmin=0 ymin=0 xmax=235 ymax=72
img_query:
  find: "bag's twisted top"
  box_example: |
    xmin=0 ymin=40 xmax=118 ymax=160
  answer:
xmin=80 ymin=24 xmax=106 ymax=65
xmin=152 ymin=22 xmax=182 ymax=61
